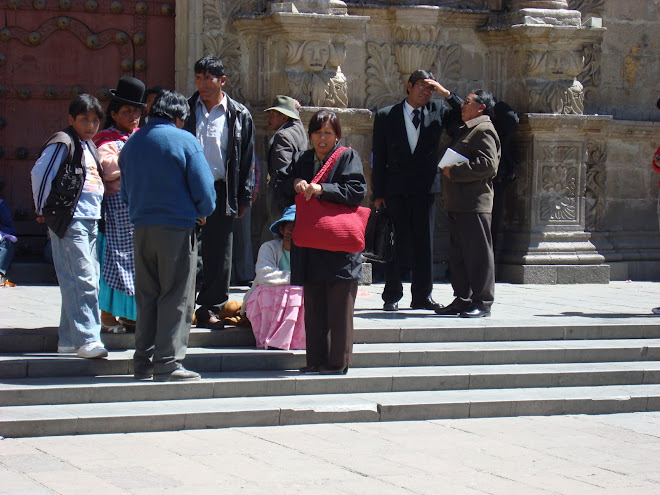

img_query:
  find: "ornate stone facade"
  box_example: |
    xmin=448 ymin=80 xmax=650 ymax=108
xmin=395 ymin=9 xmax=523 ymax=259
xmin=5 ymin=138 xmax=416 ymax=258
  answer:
xmin=173 ymin=0 xmax=660 ymax=283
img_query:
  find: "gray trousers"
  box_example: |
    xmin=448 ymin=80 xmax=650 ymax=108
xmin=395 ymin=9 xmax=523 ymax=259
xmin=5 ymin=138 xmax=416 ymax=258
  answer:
xmin=133 ymin=225 xmax=196 ymax=374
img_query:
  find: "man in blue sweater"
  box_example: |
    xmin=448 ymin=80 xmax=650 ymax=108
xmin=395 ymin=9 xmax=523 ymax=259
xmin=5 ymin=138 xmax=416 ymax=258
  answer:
xmin=120 ymin=90 xmax=216 ymax=381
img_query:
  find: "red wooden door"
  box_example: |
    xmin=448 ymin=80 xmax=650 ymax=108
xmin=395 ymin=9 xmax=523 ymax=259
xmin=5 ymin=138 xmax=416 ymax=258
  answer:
xmin=0 ymin=0 xmax=175 ymax=256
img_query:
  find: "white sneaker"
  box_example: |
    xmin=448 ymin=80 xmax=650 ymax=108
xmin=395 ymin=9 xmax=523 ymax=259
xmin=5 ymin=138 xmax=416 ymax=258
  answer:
xmin=77 ymin=341 xmax=108 ymax=359
xmin=653 ymin=307 xmax=660 ymax=315
xmin=57 ymin=346 xmax=77 ymax=353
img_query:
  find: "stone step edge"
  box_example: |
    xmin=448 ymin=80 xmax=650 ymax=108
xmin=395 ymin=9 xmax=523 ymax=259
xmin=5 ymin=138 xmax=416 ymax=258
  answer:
xmin=1 ymin=362 xmax=659 ymax=407
xmin=3 ymin=338 xmax=660 ymax=358
xmin=1 ymin=384 xmax=659 ymax=438
xmin=2 ymin=340 xmax=660 ymax=379
xmin=3 ymin=323 xmax=660 ymax=342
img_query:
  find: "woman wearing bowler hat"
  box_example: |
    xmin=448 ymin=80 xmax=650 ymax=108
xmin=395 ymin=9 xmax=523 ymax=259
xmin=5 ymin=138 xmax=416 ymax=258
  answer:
xmin=93 ymin=76 xmax=146 ymax=334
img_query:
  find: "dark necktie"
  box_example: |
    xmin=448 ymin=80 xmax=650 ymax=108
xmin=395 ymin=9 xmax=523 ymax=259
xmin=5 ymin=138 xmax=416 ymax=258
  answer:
xmin=412 ymin=109 xmax=420 ymax=129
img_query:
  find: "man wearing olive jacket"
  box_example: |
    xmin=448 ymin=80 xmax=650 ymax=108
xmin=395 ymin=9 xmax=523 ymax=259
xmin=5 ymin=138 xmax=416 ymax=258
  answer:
xmin=435 ymin=87 xmax=501 ymax=318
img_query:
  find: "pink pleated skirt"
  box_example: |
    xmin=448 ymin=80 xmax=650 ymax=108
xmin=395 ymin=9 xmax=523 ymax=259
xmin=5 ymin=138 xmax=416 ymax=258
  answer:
xmin=245 ymin=284 xmax=306 ymax=350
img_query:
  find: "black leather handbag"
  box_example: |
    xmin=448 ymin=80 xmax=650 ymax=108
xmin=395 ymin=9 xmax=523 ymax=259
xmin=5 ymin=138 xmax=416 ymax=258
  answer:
xmin=362 ymin=207 xmax=395 ymax=264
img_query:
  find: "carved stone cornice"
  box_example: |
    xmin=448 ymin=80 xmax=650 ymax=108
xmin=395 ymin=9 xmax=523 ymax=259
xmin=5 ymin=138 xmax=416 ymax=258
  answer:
xmin=233 ymin=12 xmax=369 ymax=38
xmin=502 ymin=7 xmax=581 ymax=27
xmin=509 ymin=0 xmax=569 ymax=9
xmin=292 ymin=0 xmax=348 ymax=15
xmin=299 ymin=107 xmax=373 ymax=134
xmin=606 ymin=120 xmax=660 ymax=140
xmin=479 ymin=24 xmax=605 ymax=45
xmin=519 ymin=113 xmax=612 ymax=134
xmin=353 ymin=6 xmax=489 ymax=31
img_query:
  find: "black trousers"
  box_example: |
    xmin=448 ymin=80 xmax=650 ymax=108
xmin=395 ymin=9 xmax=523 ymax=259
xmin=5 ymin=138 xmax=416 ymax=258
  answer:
xmin=303 ymin=280 xmax=358 ymax=369
xmin=447 ymin=212 xmax=495 ymax=308
xmin=196 ymin=180 xmax=233 ymax=313
xmin=382 ymin=194 xmax=435 ymax=304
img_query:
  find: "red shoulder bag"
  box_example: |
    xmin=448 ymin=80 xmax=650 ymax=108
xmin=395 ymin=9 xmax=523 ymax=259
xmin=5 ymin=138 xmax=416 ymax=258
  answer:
xmin=293 ymin=147 xmax=371 ymax=253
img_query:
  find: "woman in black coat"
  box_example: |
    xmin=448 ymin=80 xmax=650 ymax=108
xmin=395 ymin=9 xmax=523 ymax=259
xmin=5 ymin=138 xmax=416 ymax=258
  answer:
xmin=278 ymin=109 xmax=367 ymax=374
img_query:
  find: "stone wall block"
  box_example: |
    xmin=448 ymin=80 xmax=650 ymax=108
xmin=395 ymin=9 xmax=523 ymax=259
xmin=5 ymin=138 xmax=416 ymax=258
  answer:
xmin=601 ymin=199 xmax=656 ymax=233
xmin=604 ymin=0 xmax=659 ymax=19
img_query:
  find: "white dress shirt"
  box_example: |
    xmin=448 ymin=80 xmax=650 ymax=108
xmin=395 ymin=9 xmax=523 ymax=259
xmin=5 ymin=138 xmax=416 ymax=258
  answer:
xmin=195 ymin=94 xmax=229 ymax=181
xmin=403 ymin=100 xmax=423 ymax=153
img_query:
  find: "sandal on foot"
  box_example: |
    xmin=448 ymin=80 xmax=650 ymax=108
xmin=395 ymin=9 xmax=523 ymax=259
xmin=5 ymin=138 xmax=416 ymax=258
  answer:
xmin=102 ymin=323 xmax=126 ymax=334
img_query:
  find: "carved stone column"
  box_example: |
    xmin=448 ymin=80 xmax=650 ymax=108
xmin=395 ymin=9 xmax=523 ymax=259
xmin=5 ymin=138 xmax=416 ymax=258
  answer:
xmin=174 ymin=0 xmax=205 ymax=95
xmin=174 ymin=0 xmax=245 ymax=100
xmin=497 ymin=114 xmax=612 ymax=283
xmin=482 ymin=2 xmax=609 ymax=283
xmin=391 ymin=8 xmax=440 ymax=89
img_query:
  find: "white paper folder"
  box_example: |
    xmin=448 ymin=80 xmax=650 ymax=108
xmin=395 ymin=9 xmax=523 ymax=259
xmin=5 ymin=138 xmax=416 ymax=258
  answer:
xmin=438 ymin=147 xmax=469 ymax=169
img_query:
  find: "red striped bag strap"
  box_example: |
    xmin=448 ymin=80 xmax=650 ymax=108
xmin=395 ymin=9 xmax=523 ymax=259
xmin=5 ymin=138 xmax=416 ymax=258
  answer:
xmin=310 ymin=146 xmax=349 ymax=184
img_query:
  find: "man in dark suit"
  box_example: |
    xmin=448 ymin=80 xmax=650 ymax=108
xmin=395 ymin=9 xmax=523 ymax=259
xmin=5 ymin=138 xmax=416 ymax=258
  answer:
xmin=372 ymin=70 xmax=461 ymax=312
xmin=263 ymin=95 xmax=308 ymax=243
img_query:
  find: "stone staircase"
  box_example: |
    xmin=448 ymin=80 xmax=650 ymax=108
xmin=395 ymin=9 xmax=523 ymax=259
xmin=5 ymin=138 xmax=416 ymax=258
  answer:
xmin=1 ymin=322 xmax=660 ymax=438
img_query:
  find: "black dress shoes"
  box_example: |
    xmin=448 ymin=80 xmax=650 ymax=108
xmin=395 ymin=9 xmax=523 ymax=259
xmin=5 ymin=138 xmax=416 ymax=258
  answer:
xmin=411 ymin=297 xmax=443 ymax=311
xmin=299 ymin=365 xmax=321 ymax=373
xmin=435 ymin=298 xmax=472 ymax=316
xmin=133 ymin=369 xmax=153 ymax=380
xmin=195 ymin=308 xmax=225 ymax=330
xmin=460 ymin=307 xmax=491 ymax=318
xmin=383 ymin=302 xmax=398 ymax=312
xmin=319 ymin=365 xmax=349 ymax=375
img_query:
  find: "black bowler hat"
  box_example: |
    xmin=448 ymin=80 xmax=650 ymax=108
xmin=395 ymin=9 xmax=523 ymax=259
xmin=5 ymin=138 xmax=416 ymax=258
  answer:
xmin=110 ymin=76 xmax=146 ymax=107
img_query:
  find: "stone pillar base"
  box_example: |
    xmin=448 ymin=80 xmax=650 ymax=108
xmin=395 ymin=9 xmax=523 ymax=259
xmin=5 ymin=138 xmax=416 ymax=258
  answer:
xmin=497 ymin=264 xmax=610 ymax=284
xmin=359 ymin=262 xmax=372 ymax=285
xmin=608 ymin=262 xmax=660 ymax=282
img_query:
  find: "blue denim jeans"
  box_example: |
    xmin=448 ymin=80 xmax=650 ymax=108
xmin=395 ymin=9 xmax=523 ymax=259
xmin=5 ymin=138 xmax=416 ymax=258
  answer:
xmin=49 ymin=219 xmax=102 ymax=348
xmin=0 ymin=237 xmax=15 ymax=276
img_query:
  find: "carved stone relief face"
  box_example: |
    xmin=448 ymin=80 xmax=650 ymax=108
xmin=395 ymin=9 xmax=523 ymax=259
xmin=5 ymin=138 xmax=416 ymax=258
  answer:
xmin=302 ymin=41 xmax=330 ymax=72
xmin=545 ymin=51 xmax=579 ymax=77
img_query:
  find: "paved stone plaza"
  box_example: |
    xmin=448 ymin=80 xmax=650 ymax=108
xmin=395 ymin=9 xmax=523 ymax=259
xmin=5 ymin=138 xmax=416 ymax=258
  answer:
xmin=0 ymin=413 xmax=658 ymax=494
xmin=1 ymin=282 xmax=660 ymax=493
